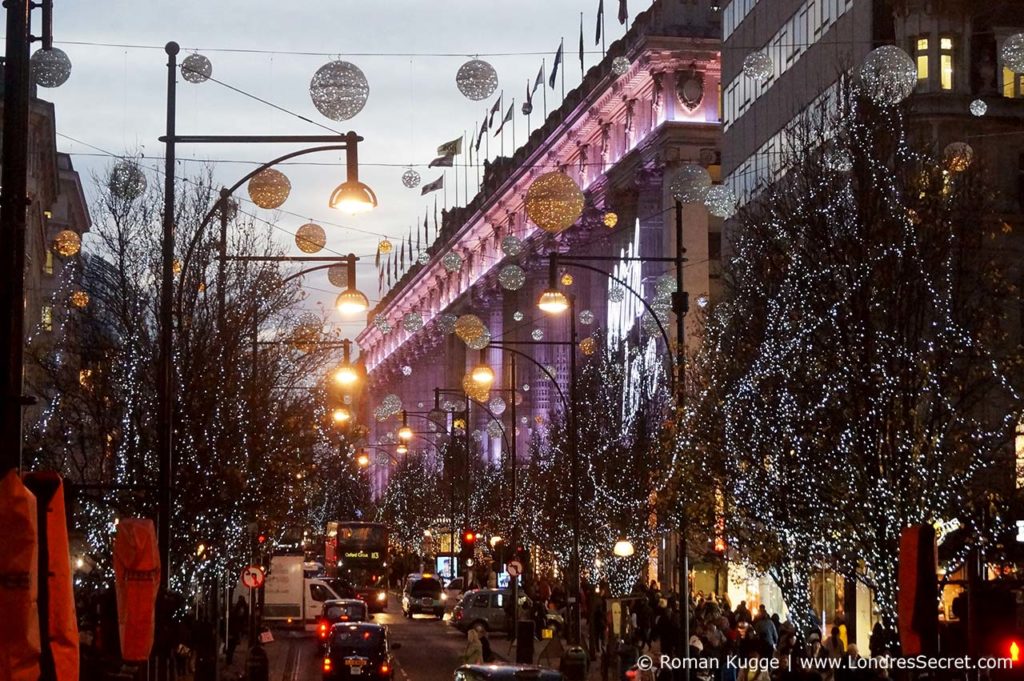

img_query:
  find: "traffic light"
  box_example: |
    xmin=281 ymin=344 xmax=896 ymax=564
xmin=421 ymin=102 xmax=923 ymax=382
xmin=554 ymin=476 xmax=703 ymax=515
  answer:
xmin=491 ymin=538 xmax=506 ymax=568
xmin=459 ymin=530 xmax=476 ymax=563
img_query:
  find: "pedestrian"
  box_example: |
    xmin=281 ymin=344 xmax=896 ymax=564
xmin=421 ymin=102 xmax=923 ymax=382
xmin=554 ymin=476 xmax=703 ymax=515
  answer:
xmin=752 ymin=605 xmax=777 ymax=650
xmin=462 ymin=629 xmax=484 ymax=665
xmin=478 ymin=625 xmax=494 ymax=662
xmin=226 ymin=595 xmax=247 ymax=665
xmin=734 ymin=601 xmax=751 ymax=624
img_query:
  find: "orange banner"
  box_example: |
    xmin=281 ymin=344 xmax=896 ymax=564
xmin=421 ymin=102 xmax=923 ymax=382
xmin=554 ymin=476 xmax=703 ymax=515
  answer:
xmin=113 ymin=519 xmax=161 ymax=662
xmin=24 ymin=472 xmax=79 ymax=681
xmin=0 ymin=470 xmax=40 ymax=681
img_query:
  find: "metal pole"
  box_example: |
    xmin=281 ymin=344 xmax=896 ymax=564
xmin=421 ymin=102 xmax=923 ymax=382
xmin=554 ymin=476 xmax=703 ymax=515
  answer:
xmin=0 ymin=0 xmax=32 ymax=475
xmin=568 ymin=296 xmax=581 ymax=645
xmin=217 ymin=187 xmax=229 ymax=335
xmin=509 ymin=354 xmax=518 ymax=639
xmin=673 ymin=200 xmax=690 ymax=674
xmin=157 ymin=39 xmax=180 ymax=681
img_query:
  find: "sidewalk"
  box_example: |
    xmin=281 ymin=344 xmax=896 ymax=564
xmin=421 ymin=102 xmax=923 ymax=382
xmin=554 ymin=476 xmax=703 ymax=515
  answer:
xmin=494 ymin=634 xmax=664 ymax=681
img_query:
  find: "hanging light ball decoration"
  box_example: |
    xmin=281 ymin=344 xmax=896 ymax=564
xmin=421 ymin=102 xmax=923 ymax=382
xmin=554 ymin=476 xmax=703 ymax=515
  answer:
xmin=823 ymin=147 xmax=853 ymax=173
xmin=327 ymin=263 xmax=348 ymax=288
xmin=513 ymin=311 xmax=525 ymax=322
xmin=417 ymin=251 xmax=429 ymax=265
xmin=69 ymin=290 xmax=90 ymax=309
xmin=463 ymin=374 xmax=489 ymax=403
xmin=641 ymin=311 xmax=661 ymax=335
xmin=402 ymin=311 xmax=424 ymax=332
xmin=53 ymin=230 xmax=81 ymax=257
xmin=290 ymin=313 xmax=322 ymax=352
xmin=603 ymin=212 xmax=618 ymax=228
xmin=466 ymin=328 xmax=492 ymax=350
xmin=670 ymin=164 xmax=712 ymax=203
xmin=611 ymin=56 xmax=631 ymax=76
xmin=656 ymin=274 xmax=677 ymax=296
xmin=489 ymin=396 xmax=506 ymax=416
xmin=248 ymin=168 xmax=291 ymax=209
xmin=501 ymin=235 xmax=523 ymax=257
xmin=109 ymin=161 xmax=148 ymax=201
xmin=944 ymin=142 xmax=974 ymax=173
xmin=531 ymin=328 xmax=544 ymax=341
xmin=1002 ymin=34 xmax=1024 ymax=74
xmin=608 ymin=286 xmax=625 ymax=303
xmin=373 ymin=316 xmax=393 ymax=333
xmin=455 ymin=314 xmax=487 ymax=345
xmin=295 ymin=223 xmax=327 ymax=253
xmin=455 ymin=59 xmax=499 ymax=101
xmin=560 ymin=273 xmax=574 ymax=286
xmin=704 ymin=184 xmax=738 ymax=219
xmin=486 ymin=420 xmax=504 ymax=438
xmin=377 ymin=238 xmax=393 ymax=255
xmin=579 ymin=309 xmax=595 ymax=326
xmin=580 ymin=337 xmax=597 ymax=356
xmin=30 ymin=48 xmax=72 ymax=88
xmin=442 ymin=251 xmax=464 ymax=272
xmin=696 ymin=294 xmax=710 ymax=308
xmin=526 ymin=172 xmax=585 ymax=234
xmin=401 ymin=168 xmax=421 ymax=189
xmin=309 ymin=60 xmax=370 ymax=121
xmin=442 ymin=396 xmax=466 ymax=413
xmin=742 ymin=52 xmax=773 ymax=82
xmin=498 ymin=264 xmax=526 ymax=291
xmin=402 ymin=365 xmax=413 ymax=376
xmin=379 ymin=394 xmax=403 ymax=418
xmin=856 ymin=45 xmax=917 ymax=106
xmin=436 ymin=312 xmax=459 ymax=335
xmin=181 ymin=53 xmax=212 ymax=83
xmin=969 ymin=99 xmax=988 ymax=117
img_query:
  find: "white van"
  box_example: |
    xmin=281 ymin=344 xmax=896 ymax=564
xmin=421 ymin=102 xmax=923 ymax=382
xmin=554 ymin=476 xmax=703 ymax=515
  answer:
xmin=261 ymin=555 xmax=340 ymax=629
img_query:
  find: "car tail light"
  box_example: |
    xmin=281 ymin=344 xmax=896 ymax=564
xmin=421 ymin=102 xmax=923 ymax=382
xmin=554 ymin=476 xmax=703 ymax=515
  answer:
xmin=319 ymin=622 xmax=328 ymax=639
xmin=380 ymin=663 xmax=390 ymax=675
xmin=1011 ymin=640 xmax=1020 ymax=664
xmin=323 ymin=657 xmax=332 ymax=673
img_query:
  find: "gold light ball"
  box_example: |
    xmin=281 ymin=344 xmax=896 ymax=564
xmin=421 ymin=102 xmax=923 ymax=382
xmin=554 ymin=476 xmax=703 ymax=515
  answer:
xmin=172 ymin=259 xmax=183 ymax=275
xmin=247 ymin=168 xmax=291 ymax=209
xmin=580 ymin=337 xmax=597 ymax=355
xmin=378 ymin=238 xmax=393 ymax=254
xmin=53 ymin=229 xmax=81 ymax=257
xmin=295 ymin=222 xmax=327 ymax=253
xmin=290 ymin=313 xmax=322 ymax=353
xmin=328 ymin=263 xmax=348 ymax=287
xmin=70 ymin=290 xmax=89 ymax=308
xmin=462 ymin=373 xmax=490 ymax=403
xmin=943 ymin=142 xmax=974 ymax=173
xmin=455 ymin=314 xmax=487 ymax=345
xmin=525 ymin=171 xmax=584 ymax=234
xmin=560 ymin=273 xmax=574 ymax=286
xmin=453 ymin=418 xmax=466 ymax=431
xmin=603 ymin=212 xmax=618 ymax=228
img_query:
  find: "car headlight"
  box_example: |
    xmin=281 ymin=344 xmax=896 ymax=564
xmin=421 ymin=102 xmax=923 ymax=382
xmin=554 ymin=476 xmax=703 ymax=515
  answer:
xmin=376 ymin=592 xmax=387 ymax=601
xmin=440 ymin=593 xmax=447 ymax=601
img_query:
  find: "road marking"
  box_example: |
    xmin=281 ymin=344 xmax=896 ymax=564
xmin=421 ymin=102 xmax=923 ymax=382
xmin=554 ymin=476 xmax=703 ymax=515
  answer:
xmin=280 ymin=641 xmax=298 ymax=681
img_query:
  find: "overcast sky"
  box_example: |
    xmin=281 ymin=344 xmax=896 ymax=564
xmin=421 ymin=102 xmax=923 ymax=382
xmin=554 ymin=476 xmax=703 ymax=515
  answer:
xmin=40 ymin=0 xmax=640 ymax=339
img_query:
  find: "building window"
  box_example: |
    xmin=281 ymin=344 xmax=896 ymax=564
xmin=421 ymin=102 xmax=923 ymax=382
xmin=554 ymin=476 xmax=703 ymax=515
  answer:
xmin=1002 ymin=67 xmax=1024 ymax=98
xmin=915 ymin=37 xmax=929 ymax=84
xmin=939 ymin=37 xmax=954 ymax=91
xmin=41 ymin=305 xmax=53 ymax=332
xmin=43 ymin=250 xmax=53 ymax=276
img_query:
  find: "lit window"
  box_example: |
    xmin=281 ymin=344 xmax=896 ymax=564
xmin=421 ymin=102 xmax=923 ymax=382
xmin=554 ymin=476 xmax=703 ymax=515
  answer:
xmin=915 ymin=38 xmax=929 ymax=83
xmin=1003 ymin=67 xmax=1024 ymax=99
xmin=41 ymin=305 xmax=53 ymax=332
xmin=939 ymin=37 xmax=954 ymax=91
xmin=43 ymin=250 xmax=53 ymax=276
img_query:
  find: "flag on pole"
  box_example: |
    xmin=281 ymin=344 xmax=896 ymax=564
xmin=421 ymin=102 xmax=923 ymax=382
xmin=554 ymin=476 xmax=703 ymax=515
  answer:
xmin=421 ymin=175 xmax=444 ymax=195
xmin=423 ymin=208 xmax=429 ymax=244
xmin=579 ymin=13 xmax=585 ymax=74
xmin=549 ymin=40 xmax=563 ymax=88
xmin=532 ymin=63 xmax=544 ymax=95
xmin=436 ymin=137 xmax=463 ymax=157
xmin=596 ymin=0 xmax=604 ymax=44
xmin=618 ymin=0 xmax=627 ymax=24
xmin=475 ymin=117 xmax=488 ymax=152
xmin=433 ymin=197 xmax=439 ymax=238
xmin=493 ymin=103 xmax=514 ymax=136
xmin=428 ymin=154 xmax=455 ymax=168
xmin=487 ymin=95 xmax=502 ymax=128
xmin=525 ymin=78 xmax=533 ymax=111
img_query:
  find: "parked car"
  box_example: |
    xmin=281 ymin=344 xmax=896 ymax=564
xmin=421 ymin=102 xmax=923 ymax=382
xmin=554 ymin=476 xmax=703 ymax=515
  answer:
xmin=316 ymin=599 xmax=370 ymax=649
xmin=400 ymin=574 xmax=446 ymax=619
xmin=454 ymin=664 xmax=562 ymax=681
xmin=445 ymin=577 xmax=464 ymax=606
xmin=322 ymin=623 xmax=399 ymax=681
xmin=450 ymin=588 xmax=530 ymax=633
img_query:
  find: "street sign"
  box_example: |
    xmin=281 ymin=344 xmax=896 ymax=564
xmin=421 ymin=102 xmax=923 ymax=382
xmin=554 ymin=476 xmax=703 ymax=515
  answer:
xmin=241 ymin=564 xmax=265 ymax=589
xmin=507 ymin=560 xmax=523 ymax=577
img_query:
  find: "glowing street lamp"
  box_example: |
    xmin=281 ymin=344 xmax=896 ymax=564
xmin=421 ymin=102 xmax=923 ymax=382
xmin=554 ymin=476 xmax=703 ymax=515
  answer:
xmin=335 ymin=253 xmax=370 ymax=315
xmin=332 ymin=407 xmax=352 ymax=424
xmin=471 ymin=350 xmax=495 ymax=387
xmin=396 ymin=443 xmax=408 ymax=455
xmin=613 ymin=539 xmax=635 ymax=558
xmin=397 ymin=411 xmax=413 ymax=442
xmin=329 ymin=131 xmax=378 ymax=214
xmin=537 ymin=257 xmax=569 ymax=314
xmin=356 ymin=451 xmax=370 ymax=467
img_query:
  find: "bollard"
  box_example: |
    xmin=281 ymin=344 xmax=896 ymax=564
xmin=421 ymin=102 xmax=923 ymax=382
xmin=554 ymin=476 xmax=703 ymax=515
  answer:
xmin=245 ymin=643 xmax=269 ymax=681
xmin=515 ymin=620 xmax=535 ymax=664
xmin=560 ymin=645 xmax=589 ymax=681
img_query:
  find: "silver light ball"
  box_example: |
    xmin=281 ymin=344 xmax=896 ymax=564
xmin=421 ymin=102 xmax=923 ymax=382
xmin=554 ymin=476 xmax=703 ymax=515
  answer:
xmin=181 ymin=53 xmax=212 ymax=84
xmin=742 ymin=52 xmax=773 ymax=82
xmin=498 ymin=264 xmax=526 ymax=291
xmin=442 ymin=251 xmax=464 ymax=272
xmin=402 ymin=311 xmax=424 ymax=332
xmin=969 ymin=99 xmax=987 ymax=117
xmin=310 ymin=60 xmax=370 ymax=121
xmin=857 ymin=45 xmax=917 ymax=106
xmin=31 ymin=48 xmax=71 ymax=88
xmin=670 ymin=164 xmax=712 ymax=203
xmin=402 ymin=169 xmax=421 ymax=188
xmin=611 ymin=57 xmax=631 ymax=76
xmin=704 ymin=185 xmax=737 ymax=218
xmin=579 ymin=309 xmax=595 ymax=325
xmin=456 ymin=59 xmax=499 ymax=101
xmin=501 ymin=235 xmax=523 ymax=257
xmin=1002 ymin=34 xmax=1024 ymax=74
